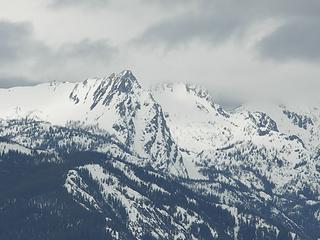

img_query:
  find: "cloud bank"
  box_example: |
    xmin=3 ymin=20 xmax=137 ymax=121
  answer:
xmin=0 ymin=0 xmax=320 ymax=104
xmin=0 ymin=20 xmax=117 ymax=85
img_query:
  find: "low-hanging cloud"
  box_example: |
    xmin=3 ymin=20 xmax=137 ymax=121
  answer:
xmin=0 ymin=20 xmax=118 ymax=87
xmin=1 ymin=0 xmax=320 ymax=103
xmin=0 ymin=75 xmax=39 ymax=88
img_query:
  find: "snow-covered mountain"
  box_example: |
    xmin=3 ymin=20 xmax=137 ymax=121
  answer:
xmin=151 ymin=83 xmax=319 ymax=187
xmin=0 ymin=71 xmax=319 ymax=239
xmin=151 ymin=82 xmax=320 ymax=239
xmin=0 ymin=70 xmax=186 ymax=177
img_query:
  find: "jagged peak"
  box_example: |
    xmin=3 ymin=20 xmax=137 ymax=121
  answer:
xmin=112 ymin=70 xmax=141 ymax=92
xmin=73 ymin=70 xmax=140 ymax=89
xmin=69 ymin=70 xmax=143 ymax=105
xmin=118 ymin=69 xmax=134 ymax=79
xmin=93 ymin=70 xmax=141 ymax=95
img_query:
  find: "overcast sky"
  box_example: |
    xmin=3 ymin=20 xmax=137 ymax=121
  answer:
xmin=0 ymin=0 xmax=320 ymax=104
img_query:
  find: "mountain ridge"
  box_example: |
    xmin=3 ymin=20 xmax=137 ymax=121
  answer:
xmin=0 ymin=70 xmax=319 ymax=239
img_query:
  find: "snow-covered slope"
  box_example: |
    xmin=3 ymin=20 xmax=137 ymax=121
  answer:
xmin=0 ymin=138 xmax=33 ymax=155
xmin=240 ymin=103 xmax=320 ymax=151
xmin=151 ymin=83 xmax=320 ymax=187
xmin=151 ymin=83 xmax=231 ymax=153
xmin=152 ymin=83 xmax=320 ymax=212
xmin=0 ymin=71 xmax=186 ymax=177
xmin=151 ymin=82 xmax=320 ymax=238
xmin=64 ymin=158 xmax=302 ymax=240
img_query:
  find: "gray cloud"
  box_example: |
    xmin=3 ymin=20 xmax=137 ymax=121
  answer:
xmin=133 ymin=1 xmax=252 ymax=48
xmin=1 ymin=0 xmax=320 ymax=102
xmin=57 ymin=39 xmax=116 ymax=60
xmin=47 ymin=0 xmax=320 ymax=62
xmin=134 ymin=0 xmax=320 ymax=61
xmin=48 ymin=0 xmax=185 ymax=8
xmin=257 ymin=19 xmax=320 ymax=61
xmin=133 ymin=13 xmax=247 ymax=48
xmin=0 ymin=20 xmax=117 ymax=86
xmin=0 ymin=75 xmax=38 ymax=88
xmin=0 ymin=21 xmax=46 ymax=64
xmin=48 ymin=0 xmax=110 ymax=8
